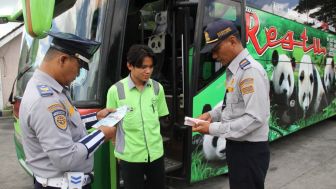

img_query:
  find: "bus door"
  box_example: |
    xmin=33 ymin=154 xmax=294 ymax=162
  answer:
xmin=189 ymin=0 xmax=246 ymax=183
xmin=108 ymin=0 xmax=199 ymax=185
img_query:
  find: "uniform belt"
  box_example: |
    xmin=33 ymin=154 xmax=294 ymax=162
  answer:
xmin=35 ymin=174 xmax=91 ymax=188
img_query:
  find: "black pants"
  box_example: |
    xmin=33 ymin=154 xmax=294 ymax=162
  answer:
xmin=226 ymin=140 xmax=270 ymax=189
xmin=34 ymin=178 xmax=91 ymax=189
xmin=120 ymin=156 xmax=165 ymax=189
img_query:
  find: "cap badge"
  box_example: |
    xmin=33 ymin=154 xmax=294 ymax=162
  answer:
xmin=204 ymin=32 xmax=211 ymax=43
xmin=217 ymin=28 xmax=232 ymax=38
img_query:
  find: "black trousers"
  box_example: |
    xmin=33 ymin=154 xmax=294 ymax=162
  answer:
xmin=34 ymin=178 xmax=91 ymax=189
xmin=226 ymin=140 xmax=270 ymax=189
xmin=120 ymin=156 xmax=165 ymax=189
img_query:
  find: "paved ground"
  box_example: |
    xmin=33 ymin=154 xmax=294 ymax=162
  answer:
xmin=1 ymin=117 xmax=336 ymax=189
xmin=0 ymin=118 xmax=32 ymax=189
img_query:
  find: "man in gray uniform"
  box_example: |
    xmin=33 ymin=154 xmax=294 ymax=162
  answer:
xmin=193 ymin=20 xmax=270 ymax=189
xmin=20 ymin=31 xmax=116 ymax=189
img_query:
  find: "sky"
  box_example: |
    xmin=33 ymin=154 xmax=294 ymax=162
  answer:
xmin=0 ymin=0 xmax=19 ymax=15
xmin=0 ymin=0 xmax=22 ymax=38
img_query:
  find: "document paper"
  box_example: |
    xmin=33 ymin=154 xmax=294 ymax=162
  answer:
xmin=184 ymin=116 xmax=209 ymax=126
xmin=92 ymin=105 xmax=128 ymax=128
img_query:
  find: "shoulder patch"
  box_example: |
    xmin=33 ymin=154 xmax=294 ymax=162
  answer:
xmin=37 ymin=85 xmax=53 ymax=97
xmin=239 ymin=78 xmax=254 ymax=95
xmin=52 ymin=109 xmax=67 ymax=130
xmin=48 ymin=103 xmax=65 ymax=112
xmin=239 ymin=59 xmax=251 ymax=70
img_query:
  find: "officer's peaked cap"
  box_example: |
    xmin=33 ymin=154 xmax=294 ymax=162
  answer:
xmin=48 ymin=31 xmax=101 ymax=70
xmin=201 ymin=20 xmax=238 ymax=54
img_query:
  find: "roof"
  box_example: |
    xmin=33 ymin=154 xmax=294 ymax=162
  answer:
xmin=0 ymin=23 xmax=23 ymax=48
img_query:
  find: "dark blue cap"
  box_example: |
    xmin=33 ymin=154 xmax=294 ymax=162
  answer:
xmin=200 ymin=20 xmax=238 ymax=53
xmin=48 ymin=31 xmax=101 ymax=70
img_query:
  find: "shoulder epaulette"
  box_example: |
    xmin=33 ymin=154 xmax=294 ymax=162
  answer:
xmin=239 ymin=59 xmax=251 ymax=70
xmin=37 ymin=85 xmax=53 ymax=97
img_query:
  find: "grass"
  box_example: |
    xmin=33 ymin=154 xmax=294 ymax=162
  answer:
xmin=269 ymin=98 xmax=336 ymax=141
xmin=190 ymin=144 xmax=228 ymax=182
xmin=268 ymin=109 xmax=288 ymax=141
xmin=190 ymin=99 xmax=336 ymax=183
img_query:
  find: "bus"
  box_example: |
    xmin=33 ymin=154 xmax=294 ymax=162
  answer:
xmin=5 ymin=0 xmax=335 ymax=188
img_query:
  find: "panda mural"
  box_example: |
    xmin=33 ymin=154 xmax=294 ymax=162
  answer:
xmin=323 ymin=57 xmax=335 ymax=101
xmin=198 ymin=104 xmax=227 ymax=161
xmin=298 ymin=54 xmax=328 ymax=118
xmin=270 ymin=50 xmax=298 ymax=127
xmin=202 ymin=134 xmax=226 ymax=161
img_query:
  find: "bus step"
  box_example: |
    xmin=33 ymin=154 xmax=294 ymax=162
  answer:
xmin=119 ymin=158 xmax=182 ymax=187
xmin=164 ymin=157 xmax=182 ymax=173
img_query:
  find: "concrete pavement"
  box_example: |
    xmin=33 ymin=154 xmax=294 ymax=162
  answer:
xmin=0 ymin=118 xmax=32 ymax=189
xmin=171 ymin=118 xmax=336 ymax=189
xmin=1 ymin=117 xmax=336 ymax=189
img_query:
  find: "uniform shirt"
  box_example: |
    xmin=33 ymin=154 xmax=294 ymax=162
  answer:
xmin=20 ymin=69 xmax=102 ymax=178
xmin=106 ymin=76 xmax=169 ymax=162
xmin=209 ymin=49 xmax=270 ymax=142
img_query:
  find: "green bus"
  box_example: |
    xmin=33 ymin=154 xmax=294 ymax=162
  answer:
xmin=3 ymin=0 xmax=335 ymax=188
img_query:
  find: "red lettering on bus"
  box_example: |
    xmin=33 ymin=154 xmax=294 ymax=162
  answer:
xmin=246 ymin=12 xmax=327 ymax=56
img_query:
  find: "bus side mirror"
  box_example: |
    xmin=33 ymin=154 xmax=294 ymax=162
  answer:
xmin=22 ymin=0 xmax=55 ymax=38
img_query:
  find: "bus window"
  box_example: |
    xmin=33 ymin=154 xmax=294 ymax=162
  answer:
xmin=197 ymin=0 xmax=242 ymax=90
xmin=16 ymin=0 xmax=108 ymax=104
xmin=121 ymin=0 xmax=172 ymax=90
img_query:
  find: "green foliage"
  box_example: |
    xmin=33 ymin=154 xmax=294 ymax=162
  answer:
xmin=268 ymin=97 xmax=336 ymax=143
xmin=191 ymin=146 xmax=228 ymax=182
xmin=294 ymin=0 xmax=335 ymax=29
xmin=323 ymin=99 xmax=336 ymax=118
xmin=268 ymin=108 xmax=292 ymax=140
xmin=268 ymin=109 xmax=284 ymax=141
xmin=190 ymin=97 xmax=336 ymax=183
xmin=286 ymin=124 xmax=301 ymax=132
xmin=269 ymin=130 xmax=281 ymax=141
xmin=265 ymin=63 xmax=274 ymax=78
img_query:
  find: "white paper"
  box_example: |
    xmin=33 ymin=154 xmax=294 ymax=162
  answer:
xmin=92 ymin=105 xmax=128 ymax=128
xmin=184 ymin=116 xmax=209 ymax=126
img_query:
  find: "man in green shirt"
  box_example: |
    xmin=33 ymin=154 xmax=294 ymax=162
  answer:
xmin=106 ymin=44 xmax=169 ymax=189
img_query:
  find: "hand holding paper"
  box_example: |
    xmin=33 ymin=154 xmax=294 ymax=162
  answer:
xmin=98 ymin=126 xmax=117 ymax=142
xmin=92 ymin=105 xmax=128 ymax=128
xmin=96 ymin=108 xmax=116 ymax=120
xmin=185 ymin=116 xmax=211 ymax=134
xmin=184 ymin=116 xmax=209 ymax=126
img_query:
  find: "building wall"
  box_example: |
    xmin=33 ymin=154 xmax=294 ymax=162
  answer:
xmin=0 ymin=33 xmax=22 ymax=111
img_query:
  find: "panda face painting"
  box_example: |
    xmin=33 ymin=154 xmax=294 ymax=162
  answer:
xmin=324 ymin=57 xmax=335 ymax=93
xmin=271 ymin=50 xmax=294 ymax=103
xmin=202 ymin=135 xmax=226 ymax=161
xmin=298 ymin=55 xmax=314 ymax=114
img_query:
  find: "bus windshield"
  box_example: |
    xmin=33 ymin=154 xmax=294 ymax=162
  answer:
xmin=197 ymin=0 xmax=242 ymax=89
xmin=16 ymin=0 xmax=107 ymax=103
xmin=203 ymin=0 xmax=242 ymax=26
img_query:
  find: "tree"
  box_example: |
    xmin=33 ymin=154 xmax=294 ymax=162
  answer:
xmin=294 ymin=0 xmax=336 ymax=30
